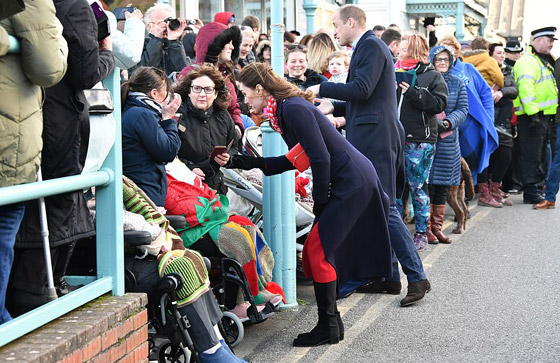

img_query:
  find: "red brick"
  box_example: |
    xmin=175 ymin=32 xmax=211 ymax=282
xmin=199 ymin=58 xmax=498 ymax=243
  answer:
xmin=81 ymin=336 xmax=101 ymax=361
xmin=116 ymin=351 xmax=135 ymax=363
xmin=134 ymin=341 xmax=149 ymax=362
xmin=126 ymin=325 xmax=148 ymax=352
xmin=109 ymin=341 xmax=127 ymax=362
xmin=91 ymin=349 xmax=111 ymax=363
xmin=101 ymin=327 xmax=118 ymax=350
xmin=133 ymin=309 xmax=148 ymax=330
xmin=117 ymin=318 xmax=134 ymax=340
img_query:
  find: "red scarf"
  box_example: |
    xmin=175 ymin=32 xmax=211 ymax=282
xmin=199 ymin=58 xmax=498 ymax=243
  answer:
xmin=395 ymin=58 xmax=420 ymax=70
xmin=263 ymin=95 xmax=281 ymax=134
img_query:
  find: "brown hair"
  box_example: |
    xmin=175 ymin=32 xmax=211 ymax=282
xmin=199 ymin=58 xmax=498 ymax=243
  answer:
xmin=121 ymin=66 xmax=170 ymax=110
xmin=338 ymin=5 xmax=367 ymax=27
xmin=284 ymin=44 xmax=307 ymax=61
xmin=239 ymin=63 xmax=315 ymax=103
xmin=327 ymin=51 xmax=350 ymax=67
xmin=307 ymin=33 xmax=339 ymax=74
xmin=173 ymin=64 xmax=231 ymax=110
xmin=299 ymin=34 xmax=314 ymax=47
xmin=470 ymin=36 xmax=490 ymax=51
xmin=438 ymin=35 xmax=463 ymax=60
xmin=241 ymin=15 xmax=260 ymax=32
xmin=402 ymin=33 xmax=429 ymax=62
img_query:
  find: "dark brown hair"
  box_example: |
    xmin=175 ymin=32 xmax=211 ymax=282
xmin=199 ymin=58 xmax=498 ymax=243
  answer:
xmin=299 ymin=34 xmax=314 ymax=47
xmin=471 ymin=37 xmax=490 ymax=51
xmin=239 ymin=63 xmax=315 ymax=103
xmin=121 ymin=66 xmax=170 ymax=109
xmin=173 ymin=64 xmax=231 ymax=110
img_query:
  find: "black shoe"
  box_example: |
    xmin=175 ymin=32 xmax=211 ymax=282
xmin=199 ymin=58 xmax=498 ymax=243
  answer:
xmin=336 ymin=311 xmax=344 ymax=341
xmin=56 ymin=279 xmax=83 ymax=296
xmin=523 ymin=195 xmax=544 ymax=204
xmin=356 ymin=280 xmax=402 ymax=295
xmin=505 ymin=188 xmax=521 ymax=195
xmin=293 ymin=281 xmax=340 ymax=347
xmin=400 ymin=279 xmax=431 ymax=307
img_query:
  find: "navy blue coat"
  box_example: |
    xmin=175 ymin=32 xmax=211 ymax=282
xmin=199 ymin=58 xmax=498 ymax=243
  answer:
xmin=263 ymin=97 xmax=393 ymax=286
xmin=429 ymin=46 xmax=469 ymax=186
xmin=122 ymin=97 xmax=181 ymax=206
xmin=319 ymin=30 xmax=404 ymax=204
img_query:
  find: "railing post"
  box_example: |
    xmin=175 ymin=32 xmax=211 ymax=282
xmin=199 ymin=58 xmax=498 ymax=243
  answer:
xmin=263 ymin=0 xmax=297 ymax=309
xmin=95 ymin=69 xmax=124 ymax=295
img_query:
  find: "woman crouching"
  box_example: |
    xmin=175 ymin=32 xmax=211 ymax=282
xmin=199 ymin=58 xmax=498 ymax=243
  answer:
xmin=230 ymin=63 xmax=393 ymax=347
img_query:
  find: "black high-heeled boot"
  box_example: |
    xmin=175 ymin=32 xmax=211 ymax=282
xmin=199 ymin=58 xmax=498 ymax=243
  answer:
xmin=293 ymin=281 xmax=340 ymax=347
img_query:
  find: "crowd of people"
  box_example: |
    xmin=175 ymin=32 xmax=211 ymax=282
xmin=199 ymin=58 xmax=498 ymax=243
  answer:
xmin=1 ymin=0 xmax=559 ymax=359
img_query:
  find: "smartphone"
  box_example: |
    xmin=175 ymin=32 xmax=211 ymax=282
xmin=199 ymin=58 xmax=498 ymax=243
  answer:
xmin=90 ymin=2 xmax=110 ymax=41
xmin=209 ymin=139 xmax=234 ymax=160
xmin=113 ymin=6 xmax=137 ymax=21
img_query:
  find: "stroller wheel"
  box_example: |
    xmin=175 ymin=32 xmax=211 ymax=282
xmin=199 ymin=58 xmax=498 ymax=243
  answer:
xmin=158 ymin=342 xmax=192 ymax=363
xmin=222 ymin=311 xmax=245 ymax=348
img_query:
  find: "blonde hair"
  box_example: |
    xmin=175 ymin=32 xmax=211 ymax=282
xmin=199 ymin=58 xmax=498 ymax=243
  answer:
xmin=327 ymin=51 xmax=350 ymax=67
xmin=438 ymin=35 xmax=464 ymax=60
xmin=307 ymin=33 xmax=339 ymax=74
xmin=401 ymin=33 xmax=429 ymax=62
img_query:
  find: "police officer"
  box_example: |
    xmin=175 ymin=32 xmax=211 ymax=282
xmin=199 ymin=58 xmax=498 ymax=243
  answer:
xmin=514 ymin=27 xmax=558 ymax=204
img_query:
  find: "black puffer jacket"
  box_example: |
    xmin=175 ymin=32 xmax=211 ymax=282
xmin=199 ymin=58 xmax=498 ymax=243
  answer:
xmin=17 ymin=0 xmax=115 ymax=248
xmin=494 ymin=63 xmax=518 ymax=147
xmin=133 ymin=33 xmax=190 ymax=76
xmin=177 ymin=99 xmax=238 ymax=194
xmin=397 ymin=62 xmax=448 ymax=143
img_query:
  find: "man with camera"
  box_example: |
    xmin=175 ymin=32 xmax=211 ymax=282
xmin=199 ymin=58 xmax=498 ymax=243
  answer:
xmin=133 ymin=3 xmax=190 ymax=76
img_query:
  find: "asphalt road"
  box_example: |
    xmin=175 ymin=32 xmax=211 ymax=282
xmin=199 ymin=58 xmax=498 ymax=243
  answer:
xmin=234 ymin=194 xmax=560 ymax=363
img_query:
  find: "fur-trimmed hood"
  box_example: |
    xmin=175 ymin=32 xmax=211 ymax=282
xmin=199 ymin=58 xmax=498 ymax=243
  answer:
xmin=194 ymin=22 xmax=241 ymax=65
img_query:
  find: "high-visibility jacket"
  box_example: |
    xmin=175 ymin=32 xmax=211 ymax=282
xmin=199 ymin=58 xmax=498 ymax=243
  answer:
xmin=514 ymin=46 xmax=558 ymax=116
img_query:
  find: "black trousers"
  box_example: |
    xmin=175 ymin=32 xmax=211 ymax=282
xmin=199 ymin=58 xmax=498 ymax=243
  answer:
xmin=517 ymin=113 xmax=550 ymax=198
xmin=428 ymin=184 xmax=449 ymax=205
xmin=489 ymin=145 xmax=513 ymax=183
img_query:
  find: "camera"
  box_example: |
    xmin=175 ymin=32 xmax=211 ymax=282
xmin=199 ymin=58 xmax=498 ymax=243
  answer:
xmin=187 ymin=19 xmax=197 ymax=25
xmin=164 ymin=17 xmax=181 ymax=31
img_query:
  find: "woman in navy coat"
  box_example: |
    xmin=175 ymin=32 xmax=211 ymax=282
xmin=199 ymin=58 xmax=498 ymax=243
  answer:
xmin=231 ymin=63 xmax=392 ymax=347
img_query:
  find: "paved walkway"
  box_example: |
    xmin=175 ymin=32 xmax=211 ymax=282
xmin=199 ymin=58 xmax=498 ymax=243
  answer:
xmin=234 ymin=194 xmax=560 ymax=362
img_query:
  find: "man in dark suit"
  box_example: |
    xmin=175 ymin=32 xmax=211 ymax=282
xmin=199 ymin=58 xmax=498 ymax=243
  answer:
xmin=307 ymin=4 xmax=430 ymax=306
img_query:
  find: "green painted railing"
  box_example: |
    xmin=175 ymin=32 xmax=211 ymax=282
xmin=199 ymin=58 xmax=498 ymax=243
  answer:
xmin=0 ymin=35 xmax=124 ymax=347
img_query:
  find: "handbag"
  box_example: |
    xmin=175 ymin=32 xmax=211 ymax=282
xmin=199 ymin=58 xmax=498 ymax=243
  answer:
xmin=285 ymin=143 xmax=310 ymax=172
xmin=84 ymin=82 xmax=114 ymax=114
xmin=495 ymin=125 xmax=513 ymax=139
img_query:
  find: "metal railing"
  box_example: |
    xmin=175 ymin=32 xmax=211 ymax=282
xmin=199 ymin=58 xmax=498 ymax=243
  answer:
xmin=0 ymin=35 xmax=124 ymax=347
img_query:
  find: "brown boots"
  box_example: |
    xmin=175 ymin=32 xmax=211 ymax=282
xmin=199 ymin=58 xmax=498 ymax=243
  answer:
xmin=428 ymin=204 xmax=451 ymax=244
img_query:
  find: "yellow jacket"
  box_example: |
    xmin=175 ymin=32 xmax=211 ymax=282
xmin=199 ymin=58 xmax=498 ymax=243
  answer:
xmin=513 ymin=46 xmax=558 ymax=116
xmin=464 ymin=49 xmax=504 ymax=88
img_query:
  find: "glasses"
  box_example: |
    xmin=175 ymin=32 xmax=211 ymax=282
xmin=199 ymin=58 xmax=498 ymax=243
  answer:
xmin=434 ymin=57 xmax=450 ymax=63
xmin=191 ymin=85 xmax=215 ymax=94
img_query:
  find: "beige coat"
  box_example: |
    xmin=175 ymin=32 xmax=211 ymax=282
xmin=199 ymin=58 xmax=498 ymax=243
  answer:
xmin=0 ymin=0 xmax=68 ymax=187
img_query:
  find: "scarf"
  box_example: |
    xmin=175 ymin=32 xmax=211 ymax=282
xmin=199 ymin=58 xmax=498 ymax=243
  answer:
xmin=263 ymin=95 xmax=281 ymax=134
xmin=395 ymin=58 xmax=420 ymax=70
xmin=129 ymin=91 xmax=163 ymax=115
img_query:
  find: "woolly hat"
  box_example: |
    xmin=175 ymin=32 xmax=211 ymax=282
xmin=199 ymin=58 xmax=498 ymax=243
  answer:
xmin=194 ymin=22 xmax=242 ymax=65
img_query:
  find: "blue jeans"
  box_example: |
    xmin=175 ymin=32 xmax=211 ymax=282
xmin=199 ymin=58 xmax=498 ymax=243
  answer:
xmin=388 ymin=205 xmax=426 ymax=283
xmin=0 ymin=203 xmax=25 ymax=324
xmin=545 ymin=124 xmax=560 ymax=202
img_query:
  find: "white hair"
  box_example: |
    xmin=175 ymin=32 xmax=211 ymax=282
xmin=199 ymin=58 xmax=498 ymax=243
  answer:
xmin=240 ymin=26 xmax=255 ymax=38
xmin=144 ymin=3 xmax=174 ymax=24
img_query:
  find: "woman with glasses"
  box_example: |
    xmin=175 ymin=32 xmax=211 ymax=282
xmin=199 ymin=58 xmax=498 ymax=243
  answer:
xmin=174 ymin=65 xmax=238 ymax=195
xmin=426 ymin=45 xmax=469 ymax=244
xmin=285 ymin=45 xmax=327 ymax=91
xmin=395 ymin=34 xmax=448 ymax=250
xmin=121 ymin=66 xmax=182 ymax=207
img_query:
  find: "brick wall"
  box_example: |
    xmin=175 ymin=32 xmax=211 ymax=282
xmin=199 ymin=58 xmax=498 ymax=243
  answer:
xmin=0 ymin=293 xmax=149 ymax=363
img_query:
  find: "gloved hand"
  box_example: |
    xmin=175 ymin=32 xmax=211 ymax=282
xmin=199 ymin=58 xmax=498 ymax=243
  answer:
xmin=530 ymin=114 xmax=541 ymax=129
xmin=229 ymin=154 xmax=265 ymax=170
xmin=312 ymin=202 xmax=327 ymax=218
xmin=437 ymin=119 xmax=450 ymax=133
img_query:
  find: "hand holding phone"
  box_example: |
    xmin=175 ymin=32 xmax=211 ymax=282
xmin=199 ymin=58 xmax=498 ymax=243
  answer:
xmin=210 ymin=139 xmax=234 ymax=160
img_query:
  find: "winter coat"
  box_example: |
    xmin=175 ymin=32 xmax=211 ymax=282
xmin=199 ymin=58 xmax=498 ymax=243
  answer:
xmin=464 ymin=49 xmax=504 ymax=88
xmin=318 ymin=30 xmax=405 ymax=204
xmin=105 ymin=9 xmax=144 ymax=69
xmin=494 ymin=63 xmax=519 ymax=147
xmin=178 ymin=22 xmax=244 ymax=131
xmin=176 ymin=99 xmax=238 ymax=195
xmin=452 ymin=58 xmax=498 ymax=182
xmin=122 ymin=97 xmax=181 ymax=207
xmin=286 ymin=69 xmax=328 ymax=91
xmin=396 ymin=62 xmax=448 ymax=144
xmin=214 ymin=11 xmax=234 ymax=26
xmin=17 ymin=0 xmax=115 ymax=248
xmin=0 ymin=0 xmax=68 ymax=188
xmin=428 ymin=46 xmax=469 ymax=186
xmin=133 ymin=33 xmax=189 ymax=76
xmin=258 ymin=97 xmax=392 ymax=288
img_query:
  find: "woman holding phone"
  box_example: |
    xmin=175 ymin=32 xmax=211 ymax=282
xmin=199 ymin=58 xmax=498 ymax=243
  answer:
xmin=174 ymin=65 xmax=238 ymax=195
xmin=230 ymin=63 xmax=392 ymax=347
